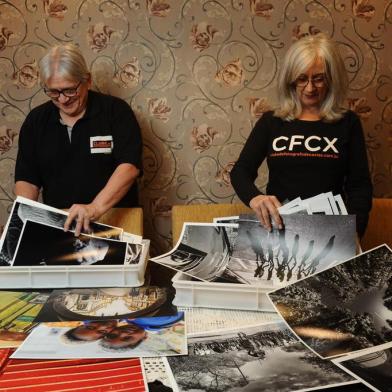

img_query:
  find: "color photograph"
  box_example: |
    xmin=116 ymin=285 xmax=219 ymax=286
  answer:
xmin=13 ymin=313 xmax=187 ymax=359
xmin=0 ymin=291 xmax=49 ymax=348
xmin=35 ymin=286 xmax=177 ymax=322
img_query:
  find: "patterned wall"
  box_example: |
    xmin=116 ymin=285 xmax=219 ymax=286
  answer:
xmin=0 ymin=0 xmax=391 ymax=254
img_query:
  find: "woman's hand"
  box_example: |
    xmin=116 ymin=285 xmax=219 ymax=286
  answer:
xmin=249 ymin=194 xmax=283 ymax=231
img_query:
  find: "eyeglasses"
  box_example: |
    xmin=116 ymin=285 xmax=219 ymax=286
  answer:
xmin=294 ymin=74 xmax=327 ymax=88
xmin=44 ymin=81 xmax=82 ymax=99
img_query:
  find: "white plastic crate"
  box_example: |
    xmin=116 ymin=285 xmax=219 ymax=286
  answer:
xmin=172 ymin=271 xmax=278 ymax=312
xmin=0 ymin=240 xmax=150 ymax=289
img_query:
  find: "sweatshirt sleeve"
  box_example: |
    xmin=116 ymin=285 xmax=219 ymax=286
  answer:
xmin=344 ymin=112 xmax=373 ymax=237
xmin=230 ymin=112 xmax=271 ymax=206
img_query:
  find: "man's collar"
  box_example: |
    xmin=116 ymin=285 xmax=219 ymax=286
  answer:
xmin=83 ymin=90 xmax=101 ymax=118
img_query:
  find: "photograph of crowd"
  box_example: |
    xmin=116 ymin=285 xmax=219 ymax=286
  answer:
xmin=167 ymin=322 xmax=354 ymax=391
xmin=0 ymin=197 xmax=123 ymax=266
xmin=269 ymin=245 xmax=392 ymax=359
xmin=13 ymin=313 xmax=187 ymax=359
xmin=35 ymin=286 xmax=177 ymax=322
xmin=333 ymin=342 xmax=392 ymax=392
xmin=230 ymin=214 xmax=356 ymax=285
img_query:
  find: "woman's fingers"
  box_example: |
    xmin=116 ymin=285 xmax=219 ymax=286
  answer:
xmin=250 ymin=194 xmax=283 ymax=231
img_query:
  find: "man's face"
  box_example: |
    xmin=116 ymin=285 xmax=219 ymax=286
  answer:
xmin=44 ymin=71 xmax=90 ymax=118
xmin=72 ymin=320 xmax=117 ymax=341
xmin=102 ymin=323 xmax=147 ymax=348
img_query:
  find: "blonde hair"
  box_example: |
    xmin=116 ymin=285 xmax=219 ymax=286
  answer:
xmin=274 ymin=34 xmax=348 ymax=122
xmin=39 ymin=43 xmax=90 ymax=84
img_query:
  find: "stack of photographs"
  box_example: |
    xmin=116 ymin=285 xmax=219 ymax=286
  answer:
xmin=278 ymin=192 xmax=348 ymax=215
xmin=0 ymin=197 xmax=144 ymax=268
xmin=268 ymin=244 xmax=392 ymax=391
xmin=151 ymin=213 xmax=356 ymax=287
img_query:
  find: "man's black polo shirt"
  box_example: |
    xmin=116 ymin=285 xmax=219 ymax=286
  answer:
xmin=15 ymin=90 xmax=142 ymax=208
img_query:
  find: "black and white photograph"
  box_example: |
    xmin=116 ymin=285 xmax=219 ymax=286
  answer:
xmin=268 ymin=245 xmax=392 ymax=359
xmin=167 ymin=321 xmax=355 ymax=392
xmin=12 ymin=220 xmax=128 ymax=266
xmin=230 ymin=214 xmax=356 ymax=285
xmin=143 ymin=357 xmax=175 ymax=392
xmin=35 ymin=286 xmax=178 ymax=322
xmin=333 ymin=342 xmax=392 ymax=392
xmin=151 ymin=223 xmax=239 ymax=282
xmin=0 ymin=196 xmax=123 ymax=266
xmin=125 ymin=242 xmax=144 ymax=265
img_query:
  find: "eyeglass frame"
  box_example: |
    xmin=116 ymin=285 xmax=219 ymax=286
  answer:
xmin=292 ymin=74 xmax=328 ymax=88
xmin=43 ymin=80 xmax=82 ymax=99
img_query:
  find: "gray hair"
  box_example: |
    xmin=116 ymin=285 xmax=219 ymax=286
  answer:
xmin=39 ymin=43 xmax=90 ymax=84
xmin=274 ymin=34 xmax=348 ymax=122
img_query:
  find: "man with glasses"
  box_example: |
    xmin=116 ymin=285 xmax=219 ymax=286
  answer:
xmin=15 ymin=44 xmax=142 ymax=235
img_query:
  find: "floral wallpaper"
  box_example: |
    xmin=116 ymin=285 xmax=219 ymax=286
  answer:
xmin=0 ymin=0 xmax=391 ymax=254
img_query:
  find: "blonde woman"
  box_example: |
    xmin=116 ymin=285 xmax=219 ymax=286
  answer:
xmin=230 ymin=34 xmax=372 ymax=237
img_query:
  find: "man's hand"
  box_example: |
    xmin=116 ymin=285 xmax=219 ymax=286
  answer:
xmin=64 ymin=203 xmax=101 ymax=236
xmin=249 ymin=194 xmax=283 ymax=231
xmin=64 ymin=163 xmax=139 ymax=236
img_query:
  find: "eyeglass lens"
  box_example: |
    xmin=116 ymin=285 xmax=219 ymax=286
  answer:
xmin=44 ymin=81 xmax=81 ymax=98
xmin=295 ymin=75 xmax=326 ymax=87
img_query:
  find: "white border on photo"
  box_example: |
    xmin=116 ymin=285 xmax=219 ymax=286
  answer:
xmin=212 ymin=216 xmax=239 ymax=224
xmin=1 ymin=197 xmax=124 ymax=262
xmin=281 ymin=204 xmax=312 ymax=215
xmin=267 ymin=244 xmax=392 ymax=360
xmin=332 ymin=340 xmax=392 ymax=392
xmin=0 ymin=200 xmax=19 ymax=256
xmin=302 ymin=193 xmax=334 ymax=215
xmin=278 ymin=197 xmax=302 ymax=214
xmin=15 ymin=196 xmax=124 ymax=238
xmin=122 ymin=231 xmax=143 ymax=244
xmin=143 ymin=357 xmax=177 ymax=392
xmin=11 ymin=315 xmax=187 ymax=359
xmin=334 ymin=195 xmax=348 ymax=215
xmin=151 ymin=221 xmax=233 ymax=260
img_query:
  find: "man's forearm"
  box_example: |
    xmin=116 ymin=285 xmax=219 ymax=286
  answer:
xmin=91 ymin=163 xmax=140 ymax=218
xmin=14 ymin=181 xmax=40 ymax=201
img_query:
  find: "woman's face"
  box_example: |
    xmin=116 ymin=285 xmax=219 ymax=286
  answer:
xmin=294 ymin=58 xmax=328 ymax=112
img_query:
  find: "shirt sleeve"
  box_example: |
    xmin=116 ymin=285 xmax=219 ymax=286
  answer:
xmin=110 ymin=98 xmax=143 ymax=173
xmin=14 ymin=110 xmax=42 ymax=188
xmin=344 ymin=112 xmax=373 ymax=237
xmin=230 ymin=113 xmax=271 ymax=206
